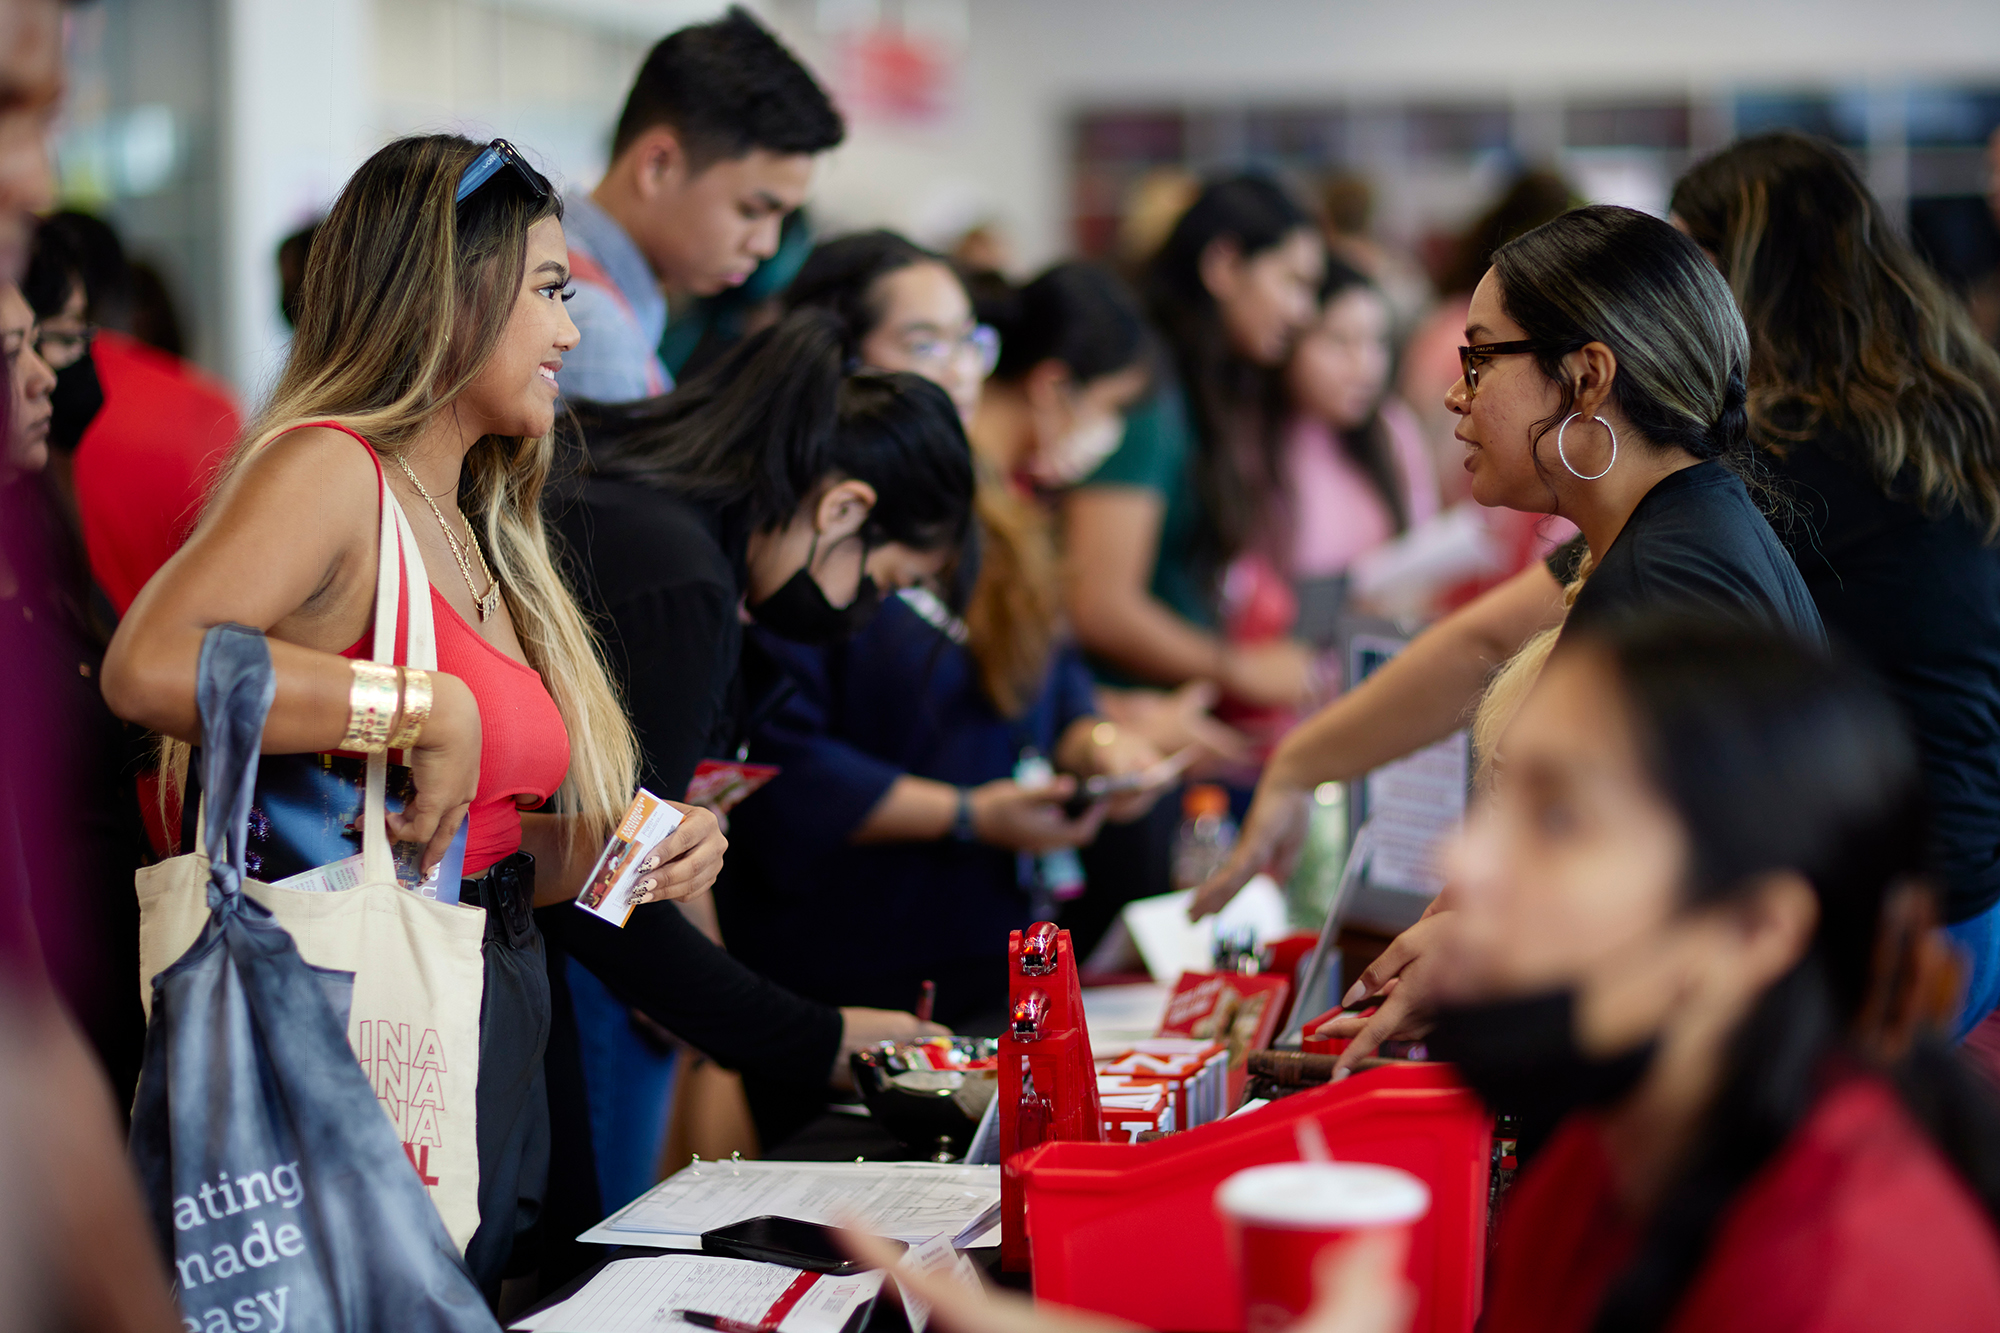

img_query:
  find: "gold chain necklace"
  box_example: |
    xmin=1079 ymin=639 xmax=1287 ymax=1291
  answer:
xmin=392 ymin=453 xmax=502 ymax=621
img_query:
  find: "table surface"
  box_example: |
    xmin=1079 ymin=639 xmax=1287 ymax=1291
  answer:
xmin=514 ymin=1106 xmax=1022 ymax=1329
xmin=518 ymin=982 xmax=1183 ymax=1326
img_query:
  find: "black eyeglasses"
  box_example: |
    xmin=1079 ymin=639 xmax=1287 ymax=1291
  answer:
xmin=35 ymin=323 xmax=96 ymax=371
xmin=1457 ymin=340 xmax=1546 ymax=394
xmin=456 ymin=138 xmax=549 ymax=206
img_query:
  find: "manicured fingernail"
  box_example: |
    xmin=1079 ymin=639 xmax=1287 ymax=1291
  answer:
xmin=634 ymin=878 xmax=656 ymax=896
xmin=1341 ymin=980 xmax=1367 ymax=1007
xmin=638 ymin=856 xmax=660 ymax=873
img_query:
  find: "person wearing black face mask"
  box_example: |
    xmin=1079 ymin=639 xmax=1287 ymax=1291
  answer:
xmin=747 ymin=526 xmax=884 ymax=643
xmin=20 ymin=224 xmax=102 ymax=521
xmin=531 ymin=308 xmax=973 ymax=1277
xmin=561 ymin=307 xmax=975 ymax=797
xmin=44 ymin=334 xmax=102 ymax=452
xmin=23 ymin=230 xmax=106 ymax=459
xmin=24 ymin=211 xmax=243 ymax=617
xmin=1424 ymin=617 xmax=2000 ymax=1333
xmin=710 ymin=241 xmax=1173 ymax=1066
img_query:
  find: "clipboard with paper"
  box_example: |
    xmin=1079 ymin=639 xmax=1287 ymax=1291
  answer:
xmin=579 ymin=1160 xmax=1001 ymax=1250
xmin=509 ymin=1254 xmax=884 ymax=1333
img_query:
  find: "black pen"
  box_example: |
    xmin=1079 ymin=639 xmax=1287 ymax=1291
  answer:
xmin=674 ymin=1311 xmax=779 ymax=1333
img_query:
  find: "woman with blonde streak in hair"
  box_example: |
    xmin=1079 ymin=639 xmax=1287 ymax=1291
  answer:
xmin=1191 ymin=206 xmax=1826 ymax=1082
xmin=101 ymin=134 xmax=724 ymax=1298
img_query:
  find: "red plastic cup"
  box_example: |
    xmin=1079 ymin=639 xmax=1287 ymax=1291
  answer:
xmin=1215 ymin=1162 xmax=1430 ymax=1333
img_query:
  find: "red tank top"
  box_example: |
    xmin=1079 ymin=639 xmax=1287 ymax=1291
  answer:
xmin=307 ymin=423 xmax=571 ymax=876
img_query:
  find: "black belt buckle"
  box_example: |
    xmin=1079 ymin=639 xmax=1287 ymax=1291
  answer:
xmin=464 ymin=851 xmax=537 ymax=948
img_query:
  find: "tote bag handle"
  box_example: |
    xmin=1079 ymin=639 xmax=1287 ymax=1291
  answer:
xmin=192 ymin=458 xmax=445 ymax=888
xmin=359 ymin=465 xmax=441 ymax=885
xmin=195 ymin=625 xmax=277 ymax=913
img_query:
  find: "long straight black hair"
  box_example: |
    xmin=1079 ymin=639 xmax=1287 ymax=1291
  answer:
xmin=1305 ymin=255 xmax=1408 ymax=535
xmin=1570 ymin=617 xmax=2000 ymax=1332
xmin=578 ymin=307 xmax=974 ymax=554
xmin=1146 ymin=174 xmax=1315 ymax=579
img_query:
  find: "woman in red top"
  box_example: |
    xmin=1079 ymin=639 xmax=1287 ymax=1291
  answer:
xmin=1427 ymin=616 xmax=2000 ymax=1332
xmin=101 ymin=134 xmax=724 ymax=1297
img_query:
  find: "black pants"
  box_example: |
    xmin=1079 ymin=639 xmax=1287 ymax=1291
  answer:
xmin=461 ymin=852 xmax=551 ymax=1302
xmin=527 ymin=939 xmax=605 ymax=1295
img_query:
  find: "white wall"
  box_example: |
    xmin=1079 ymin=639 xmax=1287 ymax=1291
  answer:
xmin=217 ymin=0 xmax=693 ymax=398
xmin=782 ymin=0 xmax=2000 ymax=270
xmin=220 ymin=0 xmax=373 ymax=399
xmin=208 ymin=0 xmax=2000 ymax=394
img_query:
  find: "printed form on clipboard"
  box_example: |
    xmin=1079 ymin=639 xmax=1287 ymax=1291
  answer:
xmin=510 ymin=1254 xmax=883 ymax=1333
xmin=579 ymin=1161 xmax=1001 ymax=1250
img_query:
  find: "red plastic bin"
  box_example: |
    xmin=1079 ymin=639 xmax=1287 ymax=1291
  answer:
xmin=1013 ymin=1063 xmax=1489 ymax=1333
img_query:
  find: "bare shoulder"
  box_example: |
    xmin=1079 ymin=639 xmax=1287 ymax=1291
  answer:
xmin=202 ymin=424 xmax=382 ymax=533
xmin=242 ymin=424 xmax=382 ymax=494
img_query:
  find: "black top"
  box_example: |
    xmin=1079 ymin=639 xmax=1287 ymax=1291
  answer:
xmin=543 ymin=475 xmax=842 ymax=1077
xmin=1560 ymin=461 xmax=1826 ymax=646
xmin=554 ymin=477 xmax=746 ymax=796
xmin=719 ymin=597 xmax=1100 ymax=1028
xmin=1767 ymin=429 xmax=2000 ymax=923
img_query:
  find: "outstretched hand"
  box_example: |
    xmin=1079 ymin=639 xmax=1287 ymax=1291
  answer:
xmin=1189 ymin=779 xmax=1312 ymax=920
xmin=840 ymin=1227 xmax=1147 ymax=1333
xmin=1310 ymin=910 xmax=1450 ymax=1072
xmin=1098 ymin=681 xmax=1252 ymax=770
xmin=833 ymin=1008 xmax=952 ymax=1089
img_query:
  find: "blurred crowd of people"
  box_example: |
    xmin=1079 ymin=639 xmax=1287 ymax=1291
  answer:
xmin=6 ymin=1 xmax=2000 ymax=1331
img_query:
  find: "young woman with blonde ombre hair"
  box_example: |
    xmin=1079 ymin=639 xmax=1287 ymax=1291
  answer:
xmin=102 ymin=133 xmax=725 ymax=1296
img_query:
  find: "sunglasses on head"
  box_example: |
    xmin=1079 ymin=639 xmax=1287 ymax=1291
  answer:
xmin=455 ymin=138 xmax=550 ymax=206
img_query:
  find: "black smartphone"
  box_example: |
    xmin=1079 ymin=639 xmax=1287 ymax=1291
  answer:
xmin=1059 ymin=746 xmax=1200 ymax=818
xmin=699 ymin=1216 xmax=906 ymax=1275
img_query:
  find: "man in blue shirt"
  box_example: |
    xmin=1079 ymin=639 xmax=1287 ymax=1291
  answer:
xmin=548 ymin=13 xmax=847 ymax=1257
xmin=559 ymin=7 xmax=843 ymax=403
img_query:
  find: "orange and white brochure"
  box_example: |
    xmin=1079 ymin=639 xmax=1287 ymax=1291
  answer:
xmin=575 ymin=788 xmax=683 ymax=927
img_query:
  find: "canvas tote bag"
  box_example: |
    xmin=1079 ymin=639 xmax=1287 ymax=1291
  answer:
xmin=137 ymin=463 xmax=487 ymax=1252
xmin=129 ymin=622 xmax=497 ymax=1333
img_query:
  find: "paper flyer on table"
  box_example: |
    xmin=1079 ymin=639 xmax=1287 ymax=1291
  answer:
xmin=511 ymin=1254 xmax=881 ymax=1333
xmin=579 ymin=1160 xmax=1001 ymax=1248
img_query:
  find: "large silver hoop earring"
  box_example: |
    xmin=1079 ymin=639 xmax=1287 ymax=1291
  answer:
xmin=1557 ymin=412 xmax=1617 ymax=481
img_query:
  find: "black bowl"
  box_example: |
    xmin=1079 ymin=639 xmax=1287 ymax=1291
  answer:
xmin=850 ymin=1037 xmax=1000 ymax=1161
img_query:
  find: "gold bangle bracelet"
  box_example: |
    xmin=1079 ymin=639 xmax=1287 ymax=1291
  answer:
xmin=340 ymin=660 xmax=400 ymax=754
xmin=389 ymin=666 xmax=433 ymax=751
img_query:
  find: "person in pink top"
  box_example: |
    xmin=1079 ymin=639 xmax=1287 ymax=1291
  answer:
xmin=1280 ymin=257 xmax=1439 ymax=584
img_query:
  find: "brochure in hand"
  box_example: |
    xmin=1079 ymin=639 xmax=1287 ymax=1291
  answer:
xmin=576 ymin=788 xmax=684 ymax=927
